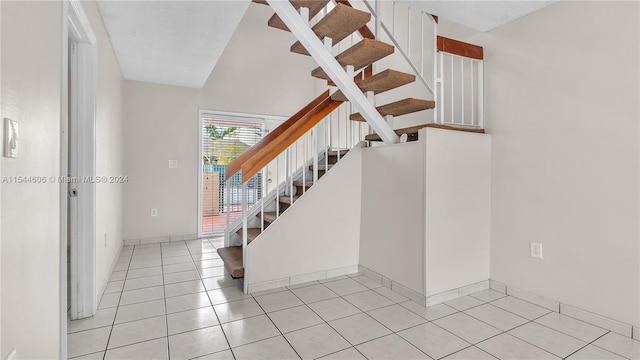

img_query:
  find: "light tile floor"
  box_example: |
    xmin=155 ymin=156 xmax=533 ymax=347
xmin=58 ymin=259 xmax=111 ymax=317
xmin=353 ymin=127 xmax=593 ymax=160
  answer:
xmin=68 ymin=238 xmax=640 ymax=360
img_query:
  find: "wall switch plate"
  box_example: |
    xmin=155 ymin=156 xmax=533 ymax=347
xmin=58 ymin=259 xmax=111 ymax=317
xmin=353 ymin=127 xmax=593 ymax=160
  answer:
xmin=168 ymin=160 xmax=178 ymax=168
xmin=4 ymin=118 xmax=18 ymax=158
xmin=530 ymin=242 xmax=543 ymax=259
xmin=151 ymin=208 xmax=158 ymax=217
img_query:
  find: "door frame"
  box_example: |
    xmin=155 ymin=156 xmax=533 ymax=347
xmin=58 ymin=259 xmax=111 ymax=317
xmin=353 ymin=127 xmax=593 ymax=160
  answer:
xmin=63 ymin=0 xmax=97 ymax=334
xmin=197 ymin=110 xmax=284 ymax=239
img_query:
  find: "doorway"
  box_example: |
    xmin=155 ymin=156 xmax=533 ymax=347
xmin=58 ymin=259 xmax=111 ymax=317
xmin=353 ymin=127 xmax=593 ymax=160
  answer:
xmin=198 ymin=111 xmax=285 ymax=237
xmin=64 ymin=0 xmax=97 ymax=326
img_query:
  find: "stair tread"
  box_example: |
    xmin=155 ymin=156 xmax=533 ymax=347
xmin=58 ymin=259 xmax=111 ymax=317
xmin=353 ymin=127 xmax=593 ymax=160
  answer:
xmin=332 ymin=69 xmax=416 ymax=101
xmin=237 ymin=228 xmax=261 ymax=244
xmin=217 ymin=246 xmax=244 ymax=278
xmin=364 ymin=123 xmax=485 ymax=141
xmin=269 ymin=0 xmax=331 ymax=32
xmin=293 ymin=180 xmax=315 ymax=187
xmin=260 ymin=212 xmax=279 ymax=224
xmin=311 ymin=164 xmax=334 ymax=171
xmin=312 ymin=39 xmax=394 ymax=80
xmin=327 ymin=149 xmax=349 ymax=156
xmin=279 ymin=195 xmax=301 ymax=204
xmin=291 ymin=3 xmax=371 ymax=55
xmin=350 ymin=98 xmax=435 ymax=122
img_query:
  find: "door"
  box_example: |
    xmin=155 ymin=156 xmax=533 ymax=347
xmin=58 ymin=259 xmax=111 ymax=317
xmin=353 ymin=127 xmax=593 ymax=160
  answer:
xmin=66 ymin=0 xmax=97 ymax=321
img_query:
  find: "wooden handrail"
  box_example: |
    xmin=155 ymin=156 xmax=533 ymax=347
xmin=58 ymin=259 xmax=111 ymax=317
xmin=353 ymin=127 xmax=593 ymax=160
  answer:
xmin=225 ymin=91 xmax=332 ymax=180
xmin=240 ymin=93 xmax=343 ymax=182
xmin=437 ymin=36 xmax=484 ymax=60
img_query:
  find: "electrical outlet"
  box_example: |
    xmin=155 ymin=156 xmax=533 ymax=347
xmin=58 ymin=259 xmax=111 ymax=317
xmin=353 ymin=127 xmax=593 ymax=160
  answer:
xmin=151 ymin=208 xmax=158 ymax=217
xmin=168 ymin=160 xmax=178 ymax=168
xmin=530 ymin=242 xmax=543 ymax=259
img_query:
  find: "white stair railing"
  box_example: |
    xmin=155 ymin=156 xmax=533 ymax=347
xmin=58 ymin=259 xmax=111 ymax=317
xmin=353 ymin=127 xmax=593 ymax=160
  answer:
xmin=361 ymin=0 xmax=437 ymax=96
xmin=436 ymin=51 xmax=484 ymax=128
xmin=224 ymin=99 xmax=360 ymax=293
xmin=358 ymin=0 xmax=484 ymax=128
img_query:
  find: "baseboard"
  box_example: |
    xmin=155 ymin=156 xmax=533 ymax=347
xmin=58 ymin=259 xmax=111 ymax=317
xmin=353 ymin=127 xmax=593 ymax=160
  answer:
xmin=96 ymin=240 xmax=124 ymax=307
xmin=246 ymin=265 xmax=359 ymax=293
xmin=423 ymin=280 xmax=491 ymax=307
xmin=357 ymin=265 xmax=427 ymax=306
xmin=490 ymin=279 xmax=636 ymax=339
xmin=123 ymin=233 xmax=199 ymax=246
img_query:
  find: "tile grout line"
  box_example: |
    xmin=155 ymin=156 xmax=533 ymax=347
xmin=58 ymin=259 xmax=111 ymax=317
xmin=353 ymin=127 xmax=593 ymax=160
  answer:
xmin=440 ymin=344 xmax=498 ymax=360
xmin=191 ymin=237 xmax=237 ymax=360
xmin=298 ymin=279 xmax=433 ymax=359
xmin=583 ymin=331 xmax=635 ymax=360
xmin=159 ymin=239 xmax=172 ymax=359
xmin=250 ymin=291 xmax=305 ymax=360
xmin=102 ymin=247 xmax=134 ymax=359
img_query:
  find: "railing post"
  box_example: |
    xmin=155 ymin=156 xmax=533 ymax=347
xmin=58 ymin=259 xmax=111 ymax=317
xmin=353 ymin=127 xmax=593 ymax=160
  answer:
xmin=439 ymin=52 xmax=444 ymax=124
xmin=433 ymin=16 xmax=438 ymax=124
xmin=478 ymin=60 xmax=484 ymax=129
xmin=450 ymin=55 xmax=454 ymax=124
xmin=420 ymin=11 xmax=424 ymax=77
xmin=224 ymin=178 xmax=230 ymax=247
xmin=241 ymin=181 xmax=248 ymax=293
xmin=407 ymin=6 xmax=411 ymax=57
xmin=276 ymin=156 xmax=280 ymax=217
xmin=374 ymin=0 xmax=380 ymax=39
xmin=471 ymin=60 xmax=475 ymax=126
xmin=260 ymin=168 xmax=264 ymax=232
xmin=461 ymin=57 xmax=465 ymax=125
xmin=313 ymin=127 xmax=319 ymax=183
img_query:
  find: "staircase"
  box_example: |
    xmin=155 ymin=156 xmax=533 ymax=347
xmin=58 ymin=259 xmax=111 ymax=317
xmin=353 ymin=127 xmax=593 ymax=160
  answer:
xmin=218 ymin=149 xmax=347 ymax=278
xmin=216 ymin=0 xmax=483 ymax=285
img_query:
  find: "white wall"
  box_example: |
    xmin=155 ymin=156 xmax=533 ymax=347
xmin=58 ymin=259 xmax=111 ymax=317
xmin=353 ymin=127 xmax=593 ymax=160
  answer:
xmin=424 ymin=128 xmax=491 ymax=296
xmin=359 ymin=142 xmax=425 ymax=294
xmin=0 ymin=1 xmax=63 ymax=358
xmin=440 ymin=1 xmax=639 ymax=326
xmin=122 ymin=3 xmax=320 ymax=240
xmin=246 ymin=145 xmax=364 ymax=290
xmin=82 ymin=0 xmax=125 ymax=301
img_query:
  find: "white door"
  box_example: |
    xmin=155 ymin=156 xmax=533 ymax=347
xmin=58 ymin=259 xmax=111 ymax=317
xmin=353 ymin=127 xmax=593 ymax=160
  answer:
xmin=66 ymin=0 xmax=97 ymax=321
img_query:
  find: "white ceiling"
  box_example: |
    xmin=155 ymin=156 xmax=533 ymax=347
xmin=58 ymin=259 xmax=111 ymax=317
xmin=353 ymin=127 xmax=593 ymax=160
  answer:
xmin=400 ymin=0 xmax=557 ymax=32
xmin=97 ymin=0 xmax=554 ymax=88
xmin=97 ymin=0 xmax=250 ymax=88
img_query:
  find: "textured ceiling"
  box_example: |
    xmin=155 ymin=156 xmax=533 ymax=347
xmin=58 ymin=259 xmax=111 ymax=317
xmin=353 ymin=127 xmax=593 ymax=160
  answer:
xmin=400 ymin=0 xmax=557 ymax=31
xmin=97 ymin=0 xmax=250 ymax=88
xmin=97 ymin=0 xmax=554 ymax=88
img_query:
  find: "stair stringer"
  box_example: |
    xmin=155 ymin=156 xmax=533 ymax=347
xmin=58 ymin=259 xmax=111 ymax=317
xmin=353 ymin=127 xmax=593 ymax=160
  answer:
xmin=244 ymin=143 xmax=366 ymax=292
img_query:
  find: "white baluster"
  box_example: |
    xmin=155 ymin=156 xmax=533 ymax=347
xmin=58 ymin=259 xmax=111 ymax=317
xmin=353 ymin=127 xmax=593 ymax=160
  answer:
xmin=461 ymin=56 xmax=465 ymax=125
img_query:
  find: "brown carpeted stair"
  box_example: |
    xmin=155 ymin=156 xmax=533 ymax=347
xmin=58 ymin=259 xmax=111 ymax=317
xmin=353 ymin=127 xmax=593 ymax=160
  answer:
xmin=364 ymin=123 xmax=485 ymax=142
xmin=268 ymin=0 xmax=330 ymax=31
xmin=350 ymin=98 xmax=436 ymax=122
xmin=311 ymin=39 xmax=394 ymax=80
xmin=216 ymin=246 xmax=244 ymax=278
xmin=291 ymin=3 xmax=371 ymax=55
xmin=331 ymin=69 xmax=416 ymax=101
